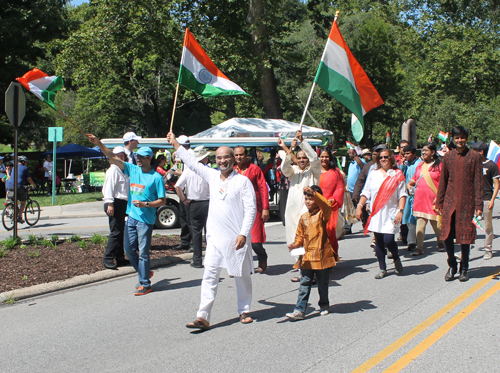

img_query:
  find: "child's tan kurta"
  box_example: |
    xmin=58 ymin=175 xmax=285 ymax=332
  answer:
xmin=293 ymin=193 xmax=336 ymax=270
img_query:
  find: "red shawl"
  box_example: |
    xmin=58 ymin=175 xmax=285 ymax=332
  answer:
xmin=364 ymin=168 xmax=405 ymax=235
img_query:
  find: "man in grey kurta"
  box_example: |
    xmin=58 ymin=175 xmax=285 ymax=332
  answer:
xmin=168 ymin=132 xmax=257 ymax=330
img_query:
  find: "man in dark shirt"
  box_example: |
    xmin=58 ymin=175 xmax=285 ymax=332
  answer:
xmin=6 ymin=156 xmax=37 ymax=223
xmin=471 ymin=141 xmax=499 ymax=259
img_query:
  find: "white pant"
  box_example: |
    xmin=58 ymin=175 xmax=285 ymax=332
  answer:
xmin=197 ymin=253 xmax=252 ymax=323
xmin=407 ymin=223 xmax=417 ymax=245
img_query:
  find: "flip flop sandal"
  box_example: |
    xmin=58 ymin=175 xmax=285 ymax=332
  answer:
xmin=186 ymin=319 xmax=210 ymax=330
xmin=240 ymin=312 xmax=253 ymax=324
xmin=291 ymin=276 xmax=301 ymax=282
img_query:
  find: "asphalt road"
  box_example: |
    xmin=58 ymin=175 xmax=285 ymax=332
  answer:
xmin=1 ymin=212 xmax=500 ymax=372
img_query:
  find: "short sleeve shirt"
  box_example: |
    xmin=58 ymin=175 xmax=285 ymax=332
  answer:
xmin=347 ymin=160 xmax=364 ymax=193
xmin=482 ymin=160 xmax=500 ymax=201
xmin=6 ymin=164 xmax=30 ymax=189
xmin=124 ymin=163 xmax=166 ymax=225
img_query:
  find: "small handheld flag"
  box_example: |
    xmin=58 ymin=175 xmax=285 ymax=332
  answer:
xmin=346 ymin=141 xmax=355 ymax=149
xmin=428 ymin=134 xmax=433 ymax=143
xmin=386 ymin=131 xmax=391 ymax=144
xmin=438 ymin=131 xmax=449 ymax=142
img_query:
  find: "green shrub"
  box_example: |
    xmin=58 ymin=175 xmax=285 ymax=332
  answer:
xmin=1 ymin=237 xmax=21 ymax=250
xmin=20 ymin=244 xmax=27 ymax=250
xmin=28 ymin=250 xmax=40 ymax=258
xmin=69 ymin=234 xmax=81 ymax=242
xmin=3 ymin=295 xmax=17 ymax=304
xmin=0 ymin=247 xmax=9 ymax=258
xmin=50 ymin=235 xmax=59 ymax=244
xmin=28 ymin=234 xmax=37 ymax=246
xmin=78 ymin=240 xmax=88 ymax=250
xmin=38 ymin=238 xmax=51 ymax=247
xmin=90 ymin=233 xmax=106 ymax=245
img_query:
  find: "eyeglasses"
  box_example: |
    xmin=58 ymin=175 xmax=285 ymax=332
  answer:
xmin=379 ymin=156 xmax=390 ymax=160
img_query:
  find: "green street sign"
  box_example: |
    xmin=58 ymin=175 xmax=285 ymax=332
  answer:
xmin=48 ymin=127 xmax=63 ymax=142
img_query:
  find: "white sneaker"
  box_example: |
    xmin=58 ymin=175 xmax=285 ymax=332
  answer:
xmin=286 ymin=311 xmax=305 ymax=321
xmin=455 ymin=252 xmax=462 ymax=260
xmin=483 ymin=250 xmax=493 ymax=260
xmin=320 ymin=308 xmax=329 ymax=316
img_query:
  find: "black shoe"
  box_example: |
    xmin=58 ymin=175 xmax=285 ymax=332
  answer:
xmin=343 ymin=228 xmax=352 ymax=235
xmin=174 ymin=244 xmax=191 ymax=250
xmin=400 ymin=237 xmax=407 ymax=245
xmin=407 ymin=244 xmax=416 ymax=251
xmin=445 ymin=267 xmax=457 ymax=281
xmin=187 ymin=246 xmax=194 ymax=253
xmin=116 ymin=259 xmax=130 ymax=267
xmin=190 ymin=262 xmax=204 ymax=268
xmin=103 ymin=260 xmax=117 ymax=270
xmin=459 ymin=269 xmax=469 ymax=282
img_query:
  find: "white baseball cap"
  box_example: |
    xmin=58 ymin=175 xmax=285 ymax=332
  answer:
xmin=123 ymin=132 xmax=142 ymax=142
xmin=177 ymin=135 xmax=190 ymax=145
xmin=113 ymin=146 xmax=126 ymax=154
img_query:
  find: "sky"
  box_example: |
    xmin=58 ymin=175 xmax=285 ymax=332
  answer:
xmin=69 ymin=0 xmax=88 ymax=6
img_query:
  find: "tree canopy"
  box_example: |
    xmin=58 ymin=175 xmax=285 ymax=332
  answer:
xmin=3 ymin=0 xmax=500 ymax=149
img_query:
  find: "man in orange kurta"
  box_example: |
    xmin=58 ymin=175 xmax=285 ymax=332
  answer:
xmin=234 ymin=146 xmax=270 ymax=273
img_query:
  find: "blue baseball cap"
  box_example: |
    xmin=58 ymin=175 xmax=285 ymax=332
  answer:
xmin=136 ymin=147 xmax=153 ymax=157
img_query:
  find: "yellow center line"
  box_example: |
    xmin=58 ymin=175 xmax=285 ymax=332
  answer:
xmin=351 ymin=269 xmax=500 ymax=373
xmin=385 ymin=278 xmax=500 ymax=372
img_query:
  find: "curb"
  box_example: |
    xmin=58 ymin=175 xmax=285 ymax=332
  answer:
xmin=0 ymin=252 xmax=193 ymax=302
xmin=38 ymin=213 xmax=105 ymax=221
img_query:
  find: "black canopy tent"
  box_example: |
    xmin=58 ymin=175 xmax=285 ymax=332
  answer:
xmin=41 ymin=144 xmax=102 ymax=177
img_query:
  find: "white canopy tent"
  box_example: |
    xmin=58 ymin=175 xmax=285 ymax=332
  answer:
xmin=192 ymin=118 xmax=333 ymax=138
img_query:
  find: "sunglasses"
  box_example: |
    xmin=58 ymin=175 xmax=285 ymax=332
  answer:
xmin=379 ymin=155 xmax=390 ymax=160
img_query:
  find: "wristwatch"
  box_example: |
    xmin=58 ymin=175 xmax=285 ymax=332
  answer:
xmin=399 ymin=209 xmax=404 ymax=213
xmin=145 ymin=202 xmax=150 ymax=207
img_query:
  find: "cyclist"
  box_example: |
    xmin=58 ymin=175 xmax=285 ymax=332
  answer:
xmin=5 ymin=155 xmax=37 ymax=223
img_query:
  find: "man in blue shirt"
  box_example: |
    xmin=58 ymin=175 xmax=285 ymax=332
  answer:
xmin=88 ymin=134 xmax=166 ymax=296
xmin=400 ymin=145 xmax=422 ymax=251
xmin=6 ymin=155 xmax=37 ymax=223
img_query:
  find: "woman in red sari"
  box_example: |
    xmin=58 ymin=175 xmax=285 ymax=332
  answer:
xmin=319 ymin=149 xmax=344 ymax=260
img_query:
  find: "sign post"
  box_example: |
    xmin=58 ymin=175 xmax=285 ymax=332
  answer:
xmin=48 ymin=127 xmax=63 ymax=206
xmin=5 ymin=82 xmax=26 ymax=238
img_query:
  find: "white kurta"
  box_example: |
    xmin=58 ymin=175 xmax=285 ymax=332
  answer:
xmin=177 ymin=146 xmax=257 ymax=276
xmin=282 ymin=139 xmax=322 ymax=245
xmin=361 ymin=169 xmax=407 ymax=234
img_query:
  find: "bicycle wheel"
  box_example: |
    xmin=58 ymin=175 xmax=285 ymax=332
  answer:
xmin=2 ymin=204 xmax=15 ymax=231
xmin=24 ymin=200 xmax=40 ymax=226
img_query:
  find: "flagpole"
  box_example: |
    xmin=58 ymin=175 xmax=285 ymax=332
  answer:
xmin=169 ymin=28 xmax=189 ymax=134
xmin=298 ymin=10 xmax=340 ymax=132
xmin=169 ymin=82 xmax=180 ymax=133
xmin=56 ymin=110 xmax=87 ymax=136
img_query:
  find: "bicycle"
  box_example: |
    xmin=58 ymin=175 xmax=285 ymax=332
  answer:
xmin=2 ymin=187 xmax=41 ymax=231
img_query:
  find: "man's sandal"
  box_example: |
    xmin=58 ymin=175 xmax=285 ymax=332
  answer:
xmin=186 ymin=318 xmax=210 ymax=330
xmin=240 ymin=312 xmax=253 ymax=324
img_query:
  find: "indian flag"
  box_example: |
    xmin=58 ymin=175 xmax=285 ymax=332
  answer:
xmin=315 ymin=19 xmax=383 ymax=141
xmin=438 ymin=131 xmax=449 ymax=142
xmin=386 ymin=131 xmax=391 ymax=144
xmin=178 ymin=29 xmax=249 ymax=97
xmin=346 ymin=141 xmax=355 ymax=149
xmin=16 ymin=68 xmax=63 ymax=109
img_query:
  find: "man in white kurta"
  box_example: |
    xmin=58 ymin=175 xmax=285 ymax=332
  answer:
xmin=168 ymin=133 xmax=257 ymax=329
xmin=279 ymin=134 xmax=322 ymax=245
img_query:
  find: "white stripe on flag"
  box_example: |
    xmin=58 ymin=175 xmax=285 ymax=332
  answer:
xmin=27 ymin=77 xmax=57 ymax=101
xmin=181 ymin=47 xmax=245 ymax=93
xmin=321 ymin=39 xmax=358 ymax=94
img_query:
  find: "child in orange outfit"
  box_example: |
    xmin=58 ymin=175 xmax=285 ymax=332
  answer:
xmin=286 ymin=185 xmax=336 ymax=320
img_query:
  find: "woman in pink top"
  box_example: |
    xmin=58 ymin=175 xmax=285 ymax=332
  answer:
xmin=319 ymin=149 xmax=344 ymax=260
xmin=408 ymin=143 xmax=444 ymax=256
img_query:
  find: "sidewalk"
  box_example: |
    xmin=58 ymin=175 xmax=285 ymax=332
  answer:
xmin=37 ymin=201 xmax=105 ymax=220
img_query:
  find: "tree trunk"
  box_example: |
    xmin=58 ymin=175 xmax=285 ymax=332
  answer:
xmin=247 ymin=0 xmax=283 ymax=119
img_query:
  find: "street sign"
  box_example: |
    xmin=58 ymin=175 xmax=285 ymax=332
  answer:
xmin=48 ymin=127 xmax=63 ymax=142
xmin=5 ymin=82 xmax=26 ymax=127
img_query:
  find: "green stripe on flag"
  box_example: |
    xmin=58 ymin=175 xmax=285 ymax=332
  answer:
xmin=41 ymin=76 xmax=64 ymax=109
xmin=179 ymin=67 xmax=249 ymax=97
xmin=314 ymin=61 xmax=364 ymax=123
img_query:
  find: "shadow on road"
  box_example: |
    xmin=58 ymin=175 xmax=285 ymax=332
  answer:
xmin=331 ymin=300 xmax=377 ymax=314
xmin=153 ymin=277 xmax=202 ymax=292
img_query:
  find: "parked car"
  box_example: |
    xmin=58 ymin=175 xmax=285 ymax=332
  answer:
xmin=155 ymin=188 xmax=180 ymax=229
